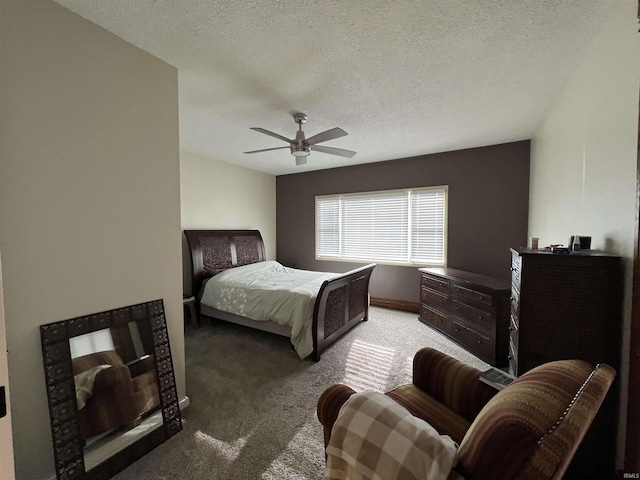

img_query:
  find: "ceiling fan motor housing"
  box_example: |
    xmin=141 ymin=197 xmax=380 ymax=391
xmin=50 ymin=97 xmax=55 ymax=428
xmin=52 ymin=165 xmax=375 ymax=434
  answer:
xmin=292 ymin=126 xmax=310 ymax=157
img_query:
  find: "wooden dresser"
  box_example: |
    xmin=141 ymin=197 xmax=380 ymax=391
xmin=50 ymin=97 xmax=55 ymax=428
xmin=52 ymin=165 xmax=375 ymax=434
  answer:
xmin=509 ymin=247 xmax=623 ymax=479
xmin=509 ymin=248 xmax=622 ymax=376
xmin=419 ymin=267 xmax=510 ymax=366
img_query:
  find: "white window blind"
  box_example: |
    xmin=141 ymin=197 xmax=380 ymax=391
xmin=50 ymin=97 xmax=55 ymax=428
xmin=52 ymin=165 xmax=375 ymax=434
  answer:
xmin=316 ymin=197 xmax=340 ymax=256
xmin=316 ymin=186 xmax=447 ymax=266
xmin=410 ymin=189 xmax=446 ymax=264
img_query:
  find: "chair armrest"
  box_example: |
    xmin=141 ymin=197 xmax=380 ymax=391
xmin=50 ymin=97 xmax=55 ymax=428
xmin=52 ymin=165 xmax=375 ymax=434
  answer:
xmin=92 ymin=364 xmax=139 ymax=426
xmin=93 ymin=364 xmax=132 ymax=389
xmin=127 ymin=355 xmax=155 ymax=378
xmin=72 ymin=350 xmax=124 ymax=375
xmin=412 ymin=347 xmax=496 ymax=422
xmin=317 ymin=384 xmax=356 ymax=448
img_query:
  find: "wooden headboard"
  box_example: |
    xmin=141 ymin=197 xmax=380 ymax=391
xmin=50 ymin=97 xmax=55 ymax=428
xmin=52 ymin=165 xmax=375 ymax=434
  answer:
xmin=183 ymin=230 xmax=266 ymax=298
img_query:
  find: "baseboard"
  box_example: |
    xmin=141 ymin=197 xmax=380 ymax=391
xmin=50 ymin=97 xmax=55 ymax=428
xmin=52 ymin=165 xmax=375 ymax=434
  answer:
xmin=370 ymin=297 xmax=419 ymax=313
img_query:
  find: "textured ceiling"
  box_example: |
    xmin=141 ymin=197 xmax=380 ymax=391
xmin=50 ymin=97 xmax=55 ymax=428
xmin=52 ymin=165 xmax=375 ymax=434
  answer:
xmin=53 ymin=0 xmax=618 ymax=176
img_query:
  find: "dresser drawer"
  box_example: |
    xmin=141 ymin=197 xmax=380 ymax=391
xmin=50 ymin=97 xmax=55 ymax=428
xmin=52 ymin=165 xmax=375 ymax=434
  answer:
xmin=420 ymin=273 xmax=450 ymax=295
xmin=510 ymin=252 xmax=522 ymax=291
xmin=508 ymin=338 xmax=518 ymax=377
xmin=451 ymin=299 xmax=493 ymax=332
xmin=451 ymin=283 xmax=493 ymax=307
xmin=419 ymin=304 xmax=448 ymax=331
xmin=510 ymin=287 xmax=520 ymax=323
xmin=509 ymin=315 xmax=519 ymax=351
xmin=420 ymin=286 xmax=449 ymax=312
xmin=451 ymin=319 xmax=493 ymax=360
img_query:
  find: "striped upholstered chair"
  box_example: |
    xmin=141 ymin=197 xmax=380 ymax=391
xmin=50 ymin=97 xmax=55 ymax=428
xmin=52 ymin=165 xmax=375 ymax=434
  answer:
xmin=72 ymin=350 xmax=151 ymax=441
xmin=317 ymin=347 xmax=615 ymax=480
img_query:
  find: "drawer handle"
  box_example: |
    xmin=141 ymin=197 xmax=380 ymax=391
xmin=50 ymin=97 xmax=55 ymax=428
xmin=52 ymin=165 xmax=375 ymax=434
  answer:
xmin=508 ymin=355 xmax=513 ymax=360
xmin=510 ymin=267 xmax=516 ymax=271
xmin=477 ymin=295 xmax=483 ymax=300
xmin=478 ymin=315 xmax=483 ymax=320
xmin=477 ymin=340 xmax=481 ymax=344
xmin=509 ymin=326 xmax=514 ymax=332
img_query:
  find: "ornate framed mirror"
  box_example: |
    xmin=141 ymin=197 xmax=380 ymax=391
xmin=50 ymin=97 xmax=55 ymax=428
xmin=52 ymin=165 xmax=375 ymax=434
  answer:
xmin=40 ymin=299 xmax=182 ymax=479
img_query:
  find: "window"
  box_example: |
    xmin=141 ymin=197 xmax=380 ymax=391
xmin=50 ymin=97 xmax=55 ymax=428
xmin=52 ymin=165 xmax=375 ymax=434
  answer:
xmin=316 ymin=186 xmax=447 ymax=266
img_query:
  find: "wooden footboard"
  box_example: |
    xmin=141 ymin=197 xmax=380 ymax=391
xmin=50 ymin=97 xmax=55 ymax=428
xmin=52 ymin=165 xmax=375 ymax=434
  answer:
xmin=312 ymin=263 xmax=376 ymax=362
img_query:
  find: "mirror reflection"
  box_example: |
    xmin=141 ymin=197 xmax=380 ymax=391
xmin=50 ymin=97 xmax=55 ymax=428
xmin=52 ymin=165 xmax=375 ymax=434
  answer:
xmin=41 ymin=299 xmax=181 ymax=480
xmin=70 ymin=321 xmax=162 ymax=470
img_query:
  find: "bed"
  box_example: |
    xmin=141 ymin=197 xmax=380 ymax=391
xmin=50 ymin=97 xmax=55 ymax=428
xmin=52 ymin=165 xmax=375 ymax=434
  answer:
xmin=183 ymin=229 xmax=375 ymax=361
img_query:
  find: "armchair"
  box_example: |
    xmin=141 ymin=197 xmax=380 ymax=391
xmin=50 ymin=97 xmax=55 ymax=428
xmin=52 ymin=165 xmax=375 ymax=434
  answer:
xmin=318 ymin=347 xmax=615 ymax=480
xmin=127 ymin=354 xmax=160 ymax=416
xmin=72 ymin=350 xmax=141 ymax=441
xmin=72 ymin=350 xmax=160 ymax=442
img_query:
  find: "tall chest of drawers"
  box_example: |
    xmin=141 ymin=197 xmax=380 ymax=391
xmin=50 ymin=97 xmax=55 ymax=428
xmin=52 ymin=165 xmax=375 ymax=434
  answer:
xmin=509 ymin=248 xmax=623 ymax=479
xmin=419 ymin=267 xmax=510 ymax=366
xmin=509 ymin=248 xmax=623 ymax=376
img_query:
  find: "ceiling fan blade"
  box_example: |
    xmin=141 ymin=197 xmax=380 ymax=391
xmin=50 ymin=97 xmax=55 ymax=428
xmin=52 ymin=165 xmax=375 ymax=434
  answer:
xmin=244 ymin=146 xmax=290 ymax=154
xmin=304 ymin=127 xmax=348 ymax=146
xmin=250 ymin=127 xmax=293 ymax=144
xmin=310 ymin=144 xmax=357 ymax=158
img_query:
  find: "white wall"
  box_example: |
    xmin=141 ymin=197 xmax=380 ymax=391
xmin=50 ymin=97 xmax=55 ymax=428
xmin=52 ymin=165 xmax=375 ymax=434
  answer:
xmin=180 ymin=150 xmax=277 ymax=260
xmin=529 ymin=0 xmax=640 ymax=466
xmin=0 ymin=1 xmax=184 ymax=479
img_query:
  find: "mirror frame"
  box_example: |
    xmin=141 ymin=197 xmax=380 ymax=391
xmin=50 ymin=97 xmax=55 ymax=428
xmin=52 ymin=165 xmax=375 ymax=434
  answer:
xmin=40 ymin=299 xmax=182 ymax=480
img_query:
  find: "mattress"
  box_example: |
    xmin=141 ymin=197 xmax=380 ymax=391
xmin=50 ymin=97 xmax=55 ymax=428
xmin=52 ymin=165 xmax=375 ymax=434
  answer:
xmin=200 ymin=260 xmax=337 ymax=358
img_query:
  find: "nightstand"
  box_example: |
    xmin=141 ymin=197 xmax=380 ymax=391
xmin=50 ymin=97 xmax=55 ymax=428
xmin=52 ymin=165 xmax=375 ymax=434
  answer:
xmin=183 ymin=296 xmax=198 ymax=328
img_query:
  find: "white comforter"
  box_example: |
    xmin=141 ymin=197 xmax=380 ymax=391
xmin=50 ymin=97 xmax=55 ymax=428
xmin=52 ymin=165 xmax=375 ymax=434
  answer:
xmin=200 ymin=260 xmax=338 ymax=358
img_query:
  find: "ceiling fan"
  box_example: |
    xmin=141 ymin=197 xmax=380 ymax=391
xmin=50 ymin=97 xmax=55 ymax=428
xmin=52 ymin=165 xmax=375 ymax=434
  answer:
xmin=244 ymin=113 xmax=357 ymax=165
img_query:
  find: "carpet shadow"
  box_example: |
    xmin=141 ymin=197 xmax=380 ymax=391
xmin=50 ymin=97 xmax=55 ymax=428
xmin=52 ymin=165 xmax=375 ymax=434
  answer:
xmin=112 ymin=307 xmax=489 ymax=479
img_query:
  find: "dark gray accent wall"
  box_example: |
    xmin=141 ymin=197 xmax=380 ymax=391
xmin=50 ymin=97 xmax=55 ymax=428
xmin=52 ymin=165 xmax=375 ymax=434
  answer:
xmin=276 ymin=141 xmax=530 ymax=303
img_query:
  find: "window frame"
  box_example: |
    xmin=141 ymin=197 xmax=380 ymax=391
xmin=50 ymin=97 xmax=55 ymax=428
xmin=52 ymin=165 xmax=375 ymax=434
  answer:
xmin=315 ymin=185 xmax=448 ymax=267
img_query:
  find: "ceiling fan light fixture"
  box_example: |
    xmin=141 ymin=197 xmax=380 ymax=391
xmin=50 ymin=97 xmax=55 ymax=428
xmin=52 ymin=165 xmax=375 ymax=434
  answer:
xmin=291 ymin=146 xmax=310 ymax=157
xmin=295 ymin=157 xmax=307 ymax=166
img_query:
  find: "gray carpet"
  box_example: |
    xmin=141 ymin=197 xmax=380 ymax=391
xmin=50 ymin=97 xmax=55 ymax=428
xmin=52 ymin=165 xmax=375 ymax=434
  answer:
xmin=113 ymin=307 xmax=489 ymax=479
